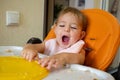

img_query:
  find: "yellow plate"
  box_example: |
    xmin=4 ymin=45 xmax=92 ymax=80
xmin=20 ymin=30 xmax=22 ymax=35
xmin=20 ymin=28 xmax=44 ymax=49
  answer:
xmin=0 ymin=56 xmax=49 ymax=80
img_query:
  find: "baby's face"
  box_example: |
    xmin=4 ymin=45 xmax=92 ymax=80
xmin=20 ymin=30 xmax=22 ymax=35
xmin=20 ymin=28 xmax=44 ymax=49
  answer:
xmin=55 ymin=12 xmax=85 ymax=48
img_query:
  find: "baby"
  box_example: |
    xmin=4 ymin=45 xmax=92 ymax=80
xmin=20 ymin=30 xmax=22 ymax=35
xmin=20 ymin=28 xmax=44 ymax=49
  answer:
xmin=21 ymin=7 xmax=88 ymax=70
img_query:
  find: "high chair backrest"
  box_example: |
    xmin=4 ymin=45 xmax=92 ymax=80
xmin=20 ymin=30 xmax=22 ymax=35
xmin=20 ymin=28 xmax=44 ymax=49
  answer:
xmin=45 ymin=9 xmax=120 ymax=71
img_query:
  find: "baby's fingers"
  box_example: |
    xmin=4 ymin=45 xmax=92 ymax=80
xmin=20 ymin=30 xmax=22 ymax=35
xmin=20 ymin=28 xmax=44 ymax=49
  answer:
xmin=21 ymin=50 xmax=26 ymax=57
xmin=28 ymin=52 xmax=37 ymax=61
xmin=22 ymin=52 xmax=32 ymax=61
xmin=21 ymin=52 xmax=26 ymax=58
xmin=47 ymin=59 xmax=56 ymax=70
xmin=21 ymin=51 xmax=36 ymax=62
xmin=54 ymin=59 xmax=66 ymax=69
xmin=40 ymin=58 xmax=50 ymax=68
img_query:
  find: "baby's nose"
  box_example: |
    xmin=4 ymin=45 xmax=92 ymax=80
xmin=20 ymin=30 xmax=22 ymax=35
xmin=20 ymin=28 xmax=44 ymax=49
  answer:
xmin=64 ymin=26 xmax=70 ymax=32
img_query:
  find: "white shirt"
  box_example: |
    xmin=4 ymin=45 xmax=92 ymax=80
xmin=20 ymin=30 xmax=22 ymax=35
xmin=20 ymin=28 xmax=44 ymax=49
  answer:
xmin=44 ymin=38 xmax=85 ymax=56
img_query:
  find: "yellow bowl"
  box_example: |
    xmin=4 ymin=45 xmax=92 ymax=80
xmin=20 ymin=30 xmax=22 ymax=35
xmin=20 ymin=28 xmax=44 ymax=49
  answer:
xmin=0 ymin=56 xmax=49 ymax=80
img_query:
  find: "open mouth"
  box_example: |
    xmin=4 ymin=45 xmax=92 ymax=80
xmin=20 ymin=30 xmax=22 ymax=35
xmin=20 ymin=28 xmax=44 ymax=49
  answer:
xmin=62 ymin=35 xmax=70 ymax=44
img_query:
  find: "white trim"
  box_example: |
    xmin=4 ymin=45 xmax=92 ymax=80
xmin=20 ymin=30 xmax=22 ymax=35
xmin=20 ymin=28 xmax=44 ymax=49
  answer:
xmin=100 ymin=0 xmax=109 ymax=11
xmin=85 ymin=0 xmax=94 ymax=9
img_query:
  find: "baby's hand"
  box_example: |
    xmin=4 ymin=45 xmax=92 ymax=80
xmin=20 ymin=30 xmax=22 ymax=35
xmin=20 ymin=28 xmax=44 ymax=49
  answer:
xmin=38 ymin=55 xmax=66 ymax=70
xmin=21 ymin=48 xmax=38 ymax=62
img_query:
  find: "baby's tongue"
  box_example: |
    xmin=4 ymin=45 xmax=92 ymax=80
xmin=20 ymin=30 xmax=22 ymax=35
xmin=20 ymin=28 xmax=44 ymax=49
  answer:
xmin=62 ymin=36 xmax=69 ymax=43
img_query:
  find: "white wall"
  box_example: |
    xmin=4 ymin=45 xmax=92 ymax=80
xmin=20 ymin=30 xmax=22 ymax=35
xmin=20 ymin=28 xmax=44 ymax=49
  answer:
xmin=0 ymin=0 xmax=44 ymax=46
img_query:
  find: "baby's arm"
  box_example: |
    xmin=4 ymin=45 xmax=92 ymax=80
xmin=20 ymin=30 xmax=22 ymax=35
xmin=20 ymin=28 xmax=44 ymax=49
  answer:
xmin=61 ymin=49 xmax=85 ymax=64
xmin=21 ymin=42 xmax=45 ymax=61
xmin=38 ymin=49 xmax=85 ymax=70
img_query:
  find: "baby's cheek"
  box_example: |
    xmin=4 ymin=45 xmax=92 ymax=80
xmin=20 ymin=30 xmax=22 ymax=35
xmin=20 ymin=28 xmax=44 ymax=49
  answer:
xmin=56 ymin=31 xmax=61 ymax=37
xmin=70 ymin=37 xmax=79 ymax=44
xmin=74 ymin=34 xmax=81 ymax=40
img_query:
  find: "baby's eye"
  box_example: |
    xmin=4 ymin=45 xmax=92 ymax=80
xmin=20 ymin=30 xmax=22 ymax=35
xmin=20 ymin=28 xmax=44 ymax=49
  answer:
xmin=59 ymin=25 xmax=65 ymax=27
xmin=70 ymin=24 xmax=77 ymax=29
xmin=70 ymin=27 xmax=77 ymax=29
xmin=70 ymin=25 xmax=77 ymax=29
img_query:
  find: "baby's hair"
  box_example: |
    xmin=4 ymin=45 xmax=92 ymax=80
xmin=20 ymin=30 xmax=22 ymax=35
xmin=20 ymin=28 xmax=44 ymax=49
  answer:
xmin=56 ymin=7 xmax=88 ymax=31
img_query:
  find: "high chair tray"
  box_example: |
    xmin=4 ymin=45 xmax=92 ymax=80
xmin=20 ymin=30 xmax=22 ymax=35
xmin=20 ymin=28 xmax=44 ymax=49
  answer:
xmin=0 ymin=46 xmax=23 ymax=56
xmin=44 ymin=64 xmax=115 ymax=80
xmin=0 ymin=46 xmax=115 ymax=80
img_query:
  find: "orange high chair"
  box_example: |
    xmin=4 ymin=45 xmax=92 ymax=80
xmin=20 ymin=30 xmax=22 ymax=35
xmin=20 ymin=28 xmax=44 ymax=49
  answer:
xmin=45 ymin=9 xmax=120 ymax=71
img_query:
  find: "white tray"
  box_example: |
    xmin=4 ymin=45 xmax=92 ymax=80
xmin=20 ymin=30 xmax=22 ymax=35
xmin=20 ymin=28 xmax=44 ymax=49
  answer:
xmin=44 ymin=64 xmax=115 ymax=80
xmin=0 ymin=46 xmax=23 ymax=56
xmin=0 ymin=46 xmax=115 ymax=80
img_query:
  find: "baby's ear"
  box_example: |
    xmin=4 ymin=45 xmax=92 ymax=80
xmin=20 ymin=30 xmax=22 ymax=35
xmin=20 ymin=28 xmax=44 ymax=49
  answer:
xmin=80 ymin=31 xmax=86 ymax=39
